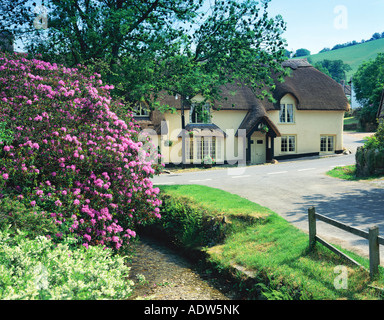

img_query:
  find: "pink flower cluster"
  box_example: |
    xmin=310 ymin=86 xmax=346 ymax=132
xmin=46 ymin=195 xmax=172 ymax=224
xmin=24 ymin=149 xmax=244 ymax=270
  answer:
xmin=0 ymin=51 xmax=163 ymax=250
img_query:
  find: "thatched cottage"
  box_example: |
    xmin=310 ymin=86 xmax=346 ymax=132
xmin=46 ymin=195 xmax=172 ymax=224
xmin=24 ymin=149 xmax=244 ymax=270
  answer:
xmin=134 ymin=59 xmax=350 ymax=166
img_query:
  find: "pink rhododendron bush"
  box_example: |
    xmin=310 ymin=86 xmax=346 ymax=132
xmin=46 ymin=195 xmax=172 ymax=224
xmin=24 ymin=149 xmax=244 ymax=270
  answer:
xmin=0 ymin=51 xmax=162 ymax=250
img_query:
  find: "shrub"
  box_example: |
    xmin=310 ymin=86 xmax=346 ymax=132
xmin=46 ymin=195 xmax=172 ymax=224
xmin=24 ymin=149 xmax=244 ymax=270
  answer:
xmin=0 ymin=229 xmax=133 ymax=300
xmin=356 ymin=122 xmax=384 ymax=176
xmin=154 ymin=193 xmax=229 ymax=249
xmin=0 ymin=51 xmax=162 ymax=250
xmin=0 ymin=197 xmax=59 ymax=239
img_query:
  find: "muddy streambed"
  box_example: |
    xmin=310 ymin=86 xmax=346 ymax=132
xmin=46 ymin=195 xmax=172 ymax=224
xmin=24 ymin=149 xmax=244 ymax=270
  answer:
xmin=127 ymin=236 xmax=237 ymax=300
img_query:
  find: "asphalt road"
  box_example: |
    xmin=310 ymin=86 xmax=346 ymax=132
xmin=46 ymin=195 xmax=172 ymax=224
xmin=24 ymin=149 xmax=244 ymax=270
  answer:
xmin=152 ymin=133 xmax=384 ymax=263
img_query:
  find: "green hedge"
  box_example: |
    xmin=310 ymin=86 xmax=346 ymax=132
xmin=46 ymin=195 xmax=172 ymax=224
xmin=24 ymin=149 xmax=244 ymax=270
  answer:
xmin=356 ymin=147 xmax=384 ymax=177
xmin=355 ymin=122 xmax=384 ymax=177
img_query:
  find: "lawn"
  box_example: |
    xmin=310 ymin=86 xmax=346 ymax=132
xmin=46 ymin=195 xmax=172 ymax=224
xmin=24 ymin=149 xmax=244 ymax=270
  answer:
xmin=326 ymin=165 xmax=359 ymax=180
xmin=158 ymin=184 xmax=384 ymax=300
xmin=159 ymin=184 xmax=273 ymax=219
xmin=327 ymin=165 xmax=384 ymax=181
xmin=344 ymin=117 xmax=359 ymax=126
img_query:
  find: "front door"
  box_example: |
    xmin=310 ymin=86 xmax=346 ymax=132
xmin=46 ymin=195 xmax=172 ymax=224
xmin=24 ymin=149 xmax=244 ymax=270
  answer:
xmin=251 ymin=133 xmax=266 ymax=164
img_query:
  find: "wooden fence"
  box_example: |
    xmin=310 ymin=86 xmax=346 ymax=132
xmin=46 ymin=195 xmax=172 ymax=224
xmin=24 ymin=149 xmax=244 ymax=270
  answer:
xmin=308 ymin=207 xmax=384 ymax=279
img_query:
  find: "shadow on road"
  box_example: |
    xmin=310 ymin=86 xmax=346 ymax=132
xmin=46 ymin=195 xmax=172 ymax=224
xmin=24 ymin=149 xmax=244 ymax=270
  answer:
xmin=290 ymin=187 xmax=384 ymax=232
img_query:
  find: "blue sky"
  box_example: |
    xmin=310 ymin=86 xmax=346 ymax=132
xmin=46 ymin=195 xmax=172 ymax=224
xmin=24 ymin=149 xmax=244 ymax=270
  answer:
xmin=267 ymin=0 xmax=384 ymax=54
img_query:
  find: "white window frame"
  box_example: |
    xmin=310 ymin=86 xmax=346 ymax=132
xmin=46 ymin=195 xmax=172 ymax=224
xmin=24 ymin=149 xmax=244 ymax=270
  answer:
xmin=190 ymin=103 xmax=211 ymax=124
xmin=132 ymin=101 xmax=150 ymax=118
xmin=281 ymin=135 xmax=296 ymax=153
xmin=186 ymin=136 xmax=223 ymax=164
xmin=320 ymin=135 xmax=335 ymax=153
xmin=279 ymin=104 xmax=294 ymax=123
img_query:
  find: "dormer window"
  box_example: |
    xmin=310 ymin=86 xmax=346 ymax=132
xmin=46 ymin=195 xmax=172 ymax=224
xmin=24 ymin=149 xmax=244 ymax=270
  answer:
xmin=132 ymin=101 xmax=150 ymax=118
xmin=279 ymin=103 xmax=294 ymax=123
xmin=190 ymin=103 xmax=211 ymax=124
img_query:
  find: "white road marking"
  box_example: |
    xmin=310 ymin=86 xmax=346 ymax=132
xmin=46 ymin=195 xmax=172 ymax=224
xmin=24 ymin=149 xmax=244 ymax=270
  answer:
xmin=231 ymin=175 xmax=251 ymax=179
xmin=298 ymin=168 xmax=316 ymax=172
xmin=268 ymin=171 xmax=288 ymax=175
xmin=189 ymin=179 xmax=213 ymax=183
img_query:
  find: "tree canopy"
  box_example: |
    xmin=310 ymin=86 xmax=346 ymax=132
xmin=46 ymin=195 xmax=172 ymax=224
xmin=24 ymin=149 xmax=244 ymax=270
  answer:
xmin=294 ymin=48 xmax=310 ymax=57
xmin=312 ymin=59 xmax=351 ymax=83
xmin=0 ymin=0 xmax=288 ymax=108
xmin=353 ymin=53 xmax=384 ymax=126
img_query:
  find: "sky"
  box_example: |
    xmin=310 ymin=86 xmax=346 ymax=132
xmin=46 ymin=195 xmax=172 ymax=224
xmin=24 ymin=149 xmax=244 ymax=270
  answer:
xmin=266 ymin=0 xmax=384 ymax=54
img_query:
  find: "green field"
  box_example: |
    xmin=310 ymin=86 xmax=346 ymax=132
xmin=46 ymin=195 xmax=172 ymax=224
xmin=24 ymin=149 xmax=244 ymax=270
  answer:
xmin=298 ymin=38 xmax=384 ymax=79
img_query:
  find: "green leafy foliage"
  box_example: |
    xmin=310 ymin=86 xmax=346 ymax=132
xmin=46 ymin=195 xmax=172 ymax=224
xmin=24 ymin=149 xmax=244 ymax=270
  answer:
xmin=0 ymin=197 xmax=59 ymax=240
xmin=155 ymin=192 xmax=228 ymax=248
xmin=0 ymin=229 xmax=133 ymax=300
xmin=356 ymin=122 xmax=384 ymax=176
xmin=2 ymin=0 xmax=287 ymax=110
xmin=0 ymin=121 xmax=13 ymax=144
xmin=353 ymin=53 xmax=384 ymax=127
xmin=312 ymin=59 xmax=352 ymax=83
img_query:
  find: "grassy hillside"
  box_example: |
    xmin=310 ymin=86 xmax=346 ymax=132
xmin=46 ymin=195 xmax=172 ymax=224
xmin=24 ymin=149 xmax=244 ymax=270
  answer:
xmin=299 ymin=38 xmax=384 ymax=79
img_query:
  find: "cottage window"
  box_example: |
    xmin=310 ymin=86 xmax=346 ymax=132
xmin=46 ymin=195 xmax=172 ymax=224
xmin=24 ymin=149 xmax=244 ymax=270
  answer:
xmin=279 ymin=104 xmax=294 ymax=123
xmin=281 ymin=135 xmax=296 ymax=153
xmin=186 ymin=138 xmax=194 ymax=160
xmin=190 ymin=103 xmax=211 ymax=124
xmin=320 ymin=135 xmax=335 ymax=152
xmin=186 ymin=136 xmax=222 ymax=163
xmin=132 ymin=101 xmax=150 ymax=118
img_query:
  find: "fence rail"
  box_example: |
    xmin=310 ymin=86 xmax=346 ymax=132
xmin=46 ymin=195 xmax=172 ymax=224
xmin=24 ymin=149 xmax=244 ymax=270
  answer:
xmin=308 ymin=207 xmax=384 ymax=279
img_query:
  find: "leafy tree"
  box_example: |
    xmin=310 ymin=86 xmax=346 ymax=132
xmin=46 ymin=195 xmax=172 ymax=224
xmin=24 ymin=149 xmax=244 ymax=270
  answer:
xmin=319 ymin=47 xmax=331 ymax=53
xmin=0 ymin=0 xmax=287 ymax=109
xmin=294 ymin=48 xmax=310 ymax=57
xmin=353 ymin=53 xmax=384 ymax=128
xmin=312 ymin=59 xmax=351 ymax=83
xmin=371 ymin=32 xmax=381 ymax=40
xmin=284 ymin=49 xmax=292 ymax=58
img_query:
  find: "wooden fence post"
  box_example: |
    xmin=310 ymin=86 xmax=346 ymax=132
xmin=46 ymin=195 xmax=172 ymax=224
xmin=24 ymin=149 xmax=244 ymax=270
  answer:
xmin=308 ymin=207 xmax=317 ymax=250
xmin=369 ymin=226 xmax=380 ymax=280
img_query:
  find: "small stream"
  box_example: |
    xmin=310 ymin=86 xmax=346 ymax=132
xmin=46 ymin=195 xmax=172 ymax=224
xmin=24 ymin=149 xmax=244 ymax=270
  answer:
xmin=127 ymin=236 xmax=237 ymax=300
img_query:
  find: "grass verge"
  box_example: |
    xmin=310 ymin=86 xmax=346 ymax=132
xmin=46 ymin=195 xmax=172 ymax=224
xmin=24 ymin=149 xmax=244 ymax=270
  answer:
xmin=326 ymin=165 xmax=384 ymax=181
xmin=156 ymin=184 xmax=384 ymax=300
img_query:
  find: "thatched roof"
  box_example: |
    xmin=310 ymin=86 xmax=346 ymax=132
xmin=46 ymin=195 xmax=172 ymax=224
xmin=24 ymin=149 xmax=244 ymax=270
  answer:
xmin=268 ymin=59 xmax=350 ymax=111
xmin=141 ymin=59 xmax=350 ymax=135
xmin=236 ymin=103 xmax=281 ymax=137
xmin=214 ymin=59 xmax=350 ymax=111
